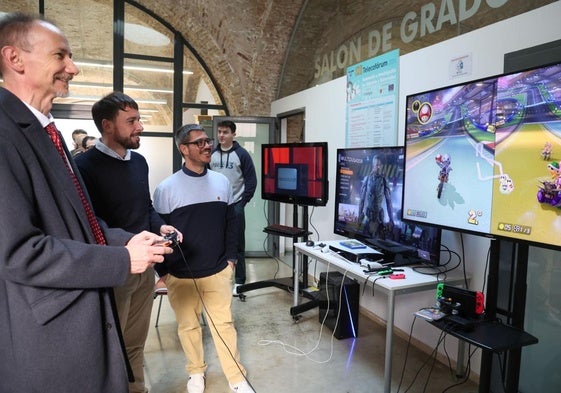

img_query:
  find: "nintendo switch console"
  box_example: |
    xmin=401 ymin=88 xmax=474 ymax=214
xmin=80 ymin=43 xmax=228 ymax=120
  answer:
xmin=436 ymin=283 xmax=484 ymax=318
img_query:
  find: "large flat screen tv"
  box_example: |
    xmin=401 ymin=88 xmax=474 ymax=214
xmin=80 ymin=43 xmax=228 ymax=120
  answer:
xmin=333 ymin=146 xmax=442 ymax=266
xmin=402 ymin=61 xmax=561 ymax=249
xmin=262 ymin=142 xmax=328 ymax=207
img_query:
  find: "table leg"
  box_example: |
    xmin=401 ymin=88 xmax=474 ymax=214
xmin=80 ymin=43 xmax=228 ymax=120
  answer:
xmin=384 ymin=290 xmax=395 ymax=393
xmin=456 ymin=340 xmax=466 ymax=378
xmin=293 ymin=250 xmax=300 ymax=307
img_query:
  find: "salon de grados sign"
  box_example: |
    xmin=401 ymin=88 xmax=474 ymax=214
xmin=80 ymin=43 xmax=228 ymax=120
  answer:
xmin=314 ymin=0 xmax=511 ymax=79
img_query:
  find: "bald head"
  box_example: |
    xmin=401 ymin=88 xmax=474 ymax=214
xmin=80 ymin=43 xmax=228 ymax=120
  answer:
xmin=0 ymin=12 xmax=78 ymax=115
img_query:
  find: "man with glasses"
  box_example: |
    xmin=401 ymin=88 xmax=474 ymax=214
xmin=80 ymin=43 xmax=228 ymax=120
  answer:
xmin=153 ymin=124 xmax=254 ymax=393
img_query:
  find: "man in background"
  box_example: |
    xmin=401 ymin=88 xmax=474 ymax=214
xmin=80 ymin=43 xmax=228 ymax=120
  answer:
xmin=76 ymin=91 xmax=182 ymax=393
xmin=209 ymin=120 xmax=256 ymax=296
xmin=70 ymin=128 xmax=88 ymax=155
xmin=81 ymin=134 xmax=97 ymax=151
xmin=0 ymin=13 xmax=172 ymax=393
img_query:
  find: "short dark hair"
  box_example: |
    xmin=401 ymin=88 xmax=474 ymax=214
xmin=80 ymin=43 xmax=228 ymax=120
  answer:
xmin=217 ymin=120 xmax=236 ymax=133
xmin=91 ymin=92 xmax=139 ymax=134
xmin=72 ymin=129 xmax=87 ymax=137
xmin=174 ymin=124 xmax=204 ymax=149
xmin=81 ymin=136 xmax=96 ymax=149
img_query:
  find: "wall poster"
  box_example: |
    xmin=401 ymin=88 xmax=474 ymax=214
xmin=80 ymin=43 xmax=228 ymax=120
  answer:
xmin=346 ymin=49 xmax=400 ymax=147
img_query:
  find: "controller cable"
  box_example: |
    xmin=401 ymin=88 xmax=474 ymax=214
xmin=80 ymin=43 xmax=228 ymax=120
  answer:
xmin=167 ymin=237 xmax=256 ymax=392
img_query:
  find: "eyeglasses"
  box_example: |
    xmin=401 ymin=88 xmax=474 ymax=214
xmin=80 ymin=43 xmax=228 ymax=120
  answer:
xmin=183 ymin=138 xmax=214 ymax=148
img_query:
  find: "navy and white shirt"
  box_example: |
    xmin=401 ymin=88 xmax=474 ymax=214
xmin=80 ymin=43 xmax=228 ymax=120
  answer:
xmin=153 ymin=166 xmax=237 ymax=278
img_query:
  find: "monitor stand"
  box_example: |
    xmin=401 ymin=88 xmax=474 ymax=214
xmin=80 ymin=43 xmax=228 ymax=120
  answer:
xmin=364 ymin=237 xmax=421 ymax=266
xmin=235 ymin=204 xmax=318 ymax=319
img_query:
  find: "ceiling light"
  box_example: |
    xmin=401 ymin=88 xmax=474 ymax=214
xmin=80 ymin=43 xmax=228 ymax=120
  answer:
xmin=132 ymin=98 xmax=168 ymax=105
xmin=74 ymin=61 xmax=193 ymax=75
xmin=61 ymin=95 xmax=167 ymax=105
xmin=70 ymin=82 xmax=173 ymax=94
xmin=125 ymin=86 xmax=173 ymax=94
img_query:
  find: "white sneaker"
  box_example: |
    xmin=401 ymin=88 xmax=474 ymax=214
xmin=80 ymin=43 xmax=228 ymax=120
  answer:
xmin=233 ymin=283 xmax=241 ymax=297
xmin=187 ymin=373 xmax=205 ymax=393
xmin=229 ymin=380 xmax=255 ymax=393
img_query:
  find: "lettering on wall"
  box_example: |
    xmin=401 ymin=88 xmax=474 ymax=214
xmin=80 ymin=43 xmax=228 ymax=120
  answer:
xmin=313 ymin=0 xmax=510 ymax=79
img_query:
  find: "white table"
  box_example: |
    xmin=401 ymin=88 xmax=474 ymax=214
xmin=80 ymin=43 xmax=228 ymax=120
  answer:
xmin=293 ymin=241 xmax=467 ymax=393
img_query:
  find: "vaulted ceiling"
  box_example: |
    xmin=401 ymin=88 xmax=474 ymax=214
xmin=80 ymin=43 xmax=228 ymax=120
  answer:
xmin=1 ymin=0 xmax=555 ymax=116
xmin=132 ymin=0 xmax=555 ymax=115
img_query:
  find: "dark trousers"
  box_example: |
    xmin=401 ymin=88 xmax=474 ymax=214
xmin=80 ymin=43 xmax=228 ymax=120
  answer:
xmin=233 ymin=201 xmax=246 ymax=284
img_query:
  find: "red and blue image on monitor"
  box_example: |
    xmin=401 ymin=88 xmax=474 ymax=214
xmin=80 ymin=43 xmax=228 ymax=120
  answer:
xmin=262 ymin=142 xmax=328 ymax=207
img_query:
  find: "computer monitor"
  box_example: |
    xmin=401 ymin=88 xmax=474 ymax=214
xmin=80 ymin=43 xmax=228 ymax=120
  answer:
xmin=402 ymin=61 xmax=561 ymax=250
xmin=333 ymin=146 xmax=442 ymax=266
xmin=262 ymin=142 xmax=329 ymax=206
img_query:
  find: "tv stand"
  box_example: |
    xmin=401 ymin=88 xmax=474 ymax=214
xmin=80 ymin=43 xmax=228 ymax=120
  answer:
xmin=236 ymin=205 xmax=317 ymax=318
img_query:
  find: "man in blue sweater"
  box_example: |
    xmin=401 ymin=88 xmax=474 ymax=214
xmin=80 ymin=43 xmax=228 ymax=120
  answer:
xmin=209 ymin=120 xmax=257 ymax=295
xmin=153 ymin=124 xmax=254 ymax=393
xmin=75 ymin=92 xmax=181 ymax=393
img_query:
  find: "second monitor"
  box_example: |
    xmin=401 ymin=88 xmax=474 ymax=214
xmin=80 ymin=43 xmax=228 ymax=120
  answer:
xmin=333 ymin=146 xmax=442 ymax=266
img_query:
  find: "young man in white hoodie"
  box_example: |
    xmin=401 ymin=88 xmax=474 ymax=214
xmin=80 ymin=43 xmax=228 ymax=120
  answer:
xmin=209 ymin=120 xmax=257 ymax=296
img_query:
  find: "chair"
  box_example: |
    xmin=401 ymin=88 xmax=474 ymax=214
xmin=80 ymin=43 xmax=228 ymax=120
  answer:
xmin=153 ymin=286 xmax=168 ymax=328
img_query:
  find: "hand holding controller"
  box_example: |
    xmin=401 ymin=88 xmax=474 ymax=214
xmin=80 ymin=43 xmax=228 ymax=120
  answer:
xmin=157 ymin=231 xmax=178 ymax=246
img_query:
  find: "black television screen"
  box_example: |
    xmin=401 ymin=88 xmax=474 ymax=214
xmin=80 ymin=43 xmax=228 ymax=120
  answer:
xmin=403 ymin=61 xmax=561 ymax=249
xmin=262 ymin=142 xmax=328 ymax=206
xmin=333 ymin=146 xmax=442 ymax=266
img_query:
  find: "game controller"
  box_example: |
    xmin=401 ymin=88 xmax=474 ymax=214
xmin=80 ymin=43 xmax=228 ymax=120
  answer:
xmin=158 ymin=231 xmax=178 ymax=245
xmin=436 ymin=282 xmax=444 ymax=299
xmin=475 ymin=291 xmax=485 ymax=314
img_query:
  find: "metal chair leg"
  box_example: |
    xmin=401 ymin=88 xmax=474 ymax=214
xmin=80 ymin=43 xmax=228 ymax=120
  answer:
xmin=155 ymin=293 xmax=164 ymax=328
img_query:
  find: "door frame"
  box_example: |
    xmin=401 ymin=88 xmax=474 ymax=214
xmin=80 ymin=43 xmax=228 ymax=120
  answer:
xmin=212 ymin=116 xmax=277 ymax=257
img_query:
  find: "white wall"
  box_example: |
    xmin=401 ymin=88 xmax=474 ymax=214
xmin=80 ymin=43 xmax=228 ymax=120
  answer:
xmin=271 ymin=77 xmax=347 ymax=240
xmin=270 ymin=1 xmax=561 ymax=378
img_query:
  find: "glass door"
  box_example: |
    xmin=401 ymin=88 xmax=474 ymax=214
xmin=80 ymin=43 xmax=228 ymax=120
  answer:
xmin=212 ymin=116 xmax=276 ymax=257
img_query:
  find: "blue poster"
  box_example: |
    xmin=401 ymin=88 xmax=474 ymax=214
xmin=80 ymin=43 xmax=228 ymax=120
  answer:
xmin=346 ymin=49 xmax=400 ymax=147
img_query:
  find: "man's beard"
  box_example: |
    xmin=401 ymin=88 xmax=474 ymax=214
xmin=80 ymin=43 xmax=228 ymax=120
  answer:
xmin=54 ymin=74 xmax=72 ymax=98
xmin=116 ymin=134 xmax=140 ymax=150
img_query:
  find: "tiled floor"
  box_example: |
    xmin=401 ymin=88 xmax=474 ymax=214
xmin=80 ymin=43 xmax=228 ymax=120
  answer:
xmin=144 ymin=257 xmax=478 ymax=393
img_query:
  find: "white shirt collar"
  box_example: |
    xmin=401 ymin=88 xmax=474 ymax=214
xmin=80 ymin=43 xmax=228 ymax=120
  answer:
xmin=95 ymin=139 xmax=131 ymax=161
xmin=23 ymin=102 xmax=53 ymax=128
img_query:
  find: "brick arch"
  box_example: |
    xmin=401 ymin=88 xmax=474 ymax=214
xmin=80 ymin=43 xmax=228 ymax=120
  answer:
xmin=137 ymin=0 xmax=303 ymax=116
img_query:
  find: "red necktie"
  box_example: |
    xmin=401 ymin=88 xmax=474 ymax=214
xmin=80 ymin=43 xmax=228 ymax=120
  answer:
xmin=45 ymin=123 xmax=107 ymax=245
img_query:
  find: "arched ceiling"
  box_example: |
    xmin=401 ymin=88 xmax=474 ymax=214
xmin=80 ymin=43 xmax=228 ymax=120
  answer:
xmin=134 ymin=0 xmax=555 ymax=115
xmin=134 ymin=0 xmax=304 ymax=116
xmin=1 ymin=0 xmax=556 ymax=117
